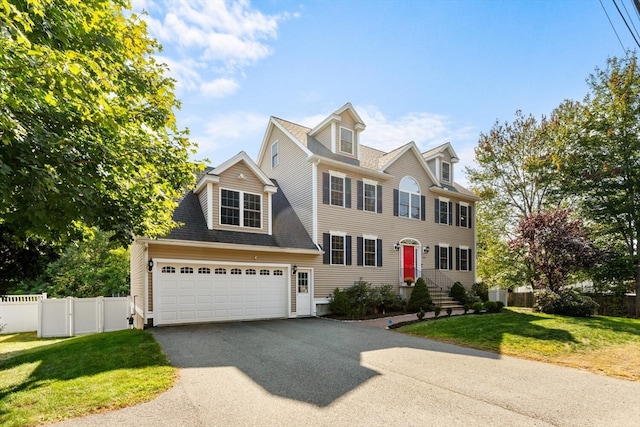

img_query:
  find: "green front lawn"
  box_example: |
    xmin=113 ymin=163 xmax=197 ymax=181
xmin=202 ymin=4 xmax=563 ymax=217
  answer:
xmin=400 ymin=307 xmax=640 ymax=381
xmin=0 ymin=330 xmax=177 ymax=426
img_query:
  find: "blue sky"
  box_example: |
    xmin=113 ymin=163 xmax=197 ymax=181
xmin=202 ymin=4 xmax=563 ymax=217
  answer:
xmin=132 ymin=0 xmax=636 ymax=186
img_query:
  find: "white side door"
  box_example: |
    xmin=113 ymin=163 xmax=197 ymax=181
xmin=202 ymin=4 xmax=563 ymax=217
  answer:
xmin=296 ymin=270 xmax=311 ymax=317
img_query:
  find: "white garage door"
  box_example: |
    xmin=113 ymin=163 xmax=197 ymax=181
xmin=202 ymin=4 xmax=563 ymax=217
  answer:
xmin=155 ymin=262 xmax=288 ymax=325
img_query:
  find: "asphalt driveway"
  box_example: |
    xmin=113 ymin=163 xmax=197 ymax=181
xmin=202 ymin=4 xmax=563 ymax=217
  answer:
xmin=56 ymin=318 xmax=640 ymax=426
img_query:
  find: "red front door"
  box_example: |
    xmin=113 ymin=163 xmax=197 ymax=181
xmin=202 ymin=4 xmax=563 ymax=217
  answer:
xmin=403 ymin=246 xmax=415 ymax=281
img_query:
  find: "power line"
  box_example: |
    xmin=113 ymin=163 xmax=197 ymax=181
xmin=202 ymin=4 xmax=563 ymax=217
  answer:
xmin=612 ymin=0 xmax=640 ymax=49
xmin=601 ymin=0 xmax=628 ymax=52
xmin=621 ymin=0 xmax=640 ymax=43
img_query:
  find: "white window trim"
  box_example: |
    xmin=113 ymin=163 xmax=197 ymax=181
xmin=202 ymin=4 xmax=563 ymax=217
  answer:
xmin=441 ymin=160 xmax=451 ymax=183
xmin=459 ymin=203 xmax=469 ymax=228
xmin=330 ymin=232 xmax=346 ymax=266
xmin=329 ymin=173 xmax=346 ymax=207
xmin=271 ymin=140 xmax=279 ymax=168
xmin=363 ymin=236 xmax=377 ymax=267
xmin=219 ymin=188 xmax=263 ymax=229
xmin=339 ymin=126 xmax=354 ymax=155
xmin=439 ymin=198 xmax=449 ymax=225
xmin=459 ymin=247 xmax=471 ymax=271
xmin=363 ymin=181 xmax=377 ymax=213
xmin=399 ymin=176 xmax=421 ymax=220
xmin=438 ymin=244 xmax=450 ymax=271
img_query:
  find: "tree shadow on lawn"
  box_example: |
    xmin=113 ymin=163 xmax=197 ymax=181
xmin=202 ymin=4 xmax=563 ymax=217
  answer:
xmin=151 ymin=318 xmax=511 ymax=408
xmin=0 ymin=330 xmax=170 ymax=418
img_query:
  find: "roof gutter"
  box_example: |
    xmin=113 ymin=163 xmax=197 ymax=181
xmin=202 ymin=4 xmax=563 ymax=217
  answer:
xmin=308 ymin=155 xmax=392 ymax=180
xmin=137 ymin=237 xmax=322 ymax=255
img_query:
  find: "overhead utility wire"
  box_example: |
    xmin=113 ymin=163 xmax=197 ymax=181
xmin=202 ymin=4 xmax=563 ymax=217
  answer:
xmin=612 ymin=0 xmax=640 ymax=49
xmin=621 ymin=0 xmax=640 ymax=43
xmin=601 ymin=0 xmax=628 ymax=52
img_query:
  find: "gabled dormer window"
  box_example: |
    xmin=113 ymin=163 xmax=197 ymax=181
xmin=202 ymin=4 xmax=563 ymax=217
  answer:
xmin=340 ymin=127 xmax=354 ymax=155
xmin=220 ymin=189 xmax=261 ymax=228
xmin=441 ymin=161 xmax=451 ymax=183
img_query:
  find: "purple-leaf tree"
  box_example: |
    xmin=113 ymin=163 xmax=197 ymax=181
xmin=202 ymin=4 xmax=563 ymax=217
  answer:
xmin=509 ymin=209 xmax=601 ymax=293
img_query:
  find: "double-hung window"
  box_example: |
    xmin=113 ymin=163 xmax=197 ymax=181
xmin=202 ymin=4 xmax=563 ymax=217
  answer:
xmin=438 ymin=245 xmax=450 ymax=270
xmin=330 ymin=175 xmax=345 ymax=206
xmin=363 ymin=238 xmax=377 ymax=266
xmin=340 ymin=127 xmax=354 ymax=154
xmin=459 ymin=204 xmax=469 ymax=228
xmin=439 ymin=199 xmax=449 ymax=224
xmin=457 ymin=247 xmax=472 ymax=271
xmin=331 ymin=234 xmax=345 ymax=265
xmin=220 ymin=189 xmax=261 ymax=228
xmin=364 ymin=182 xmax=376 ymax=212
xmin=323 ymin=232 xmax=352 ymax=265
xmin=441 ymin=161 xmax=451 ymax=183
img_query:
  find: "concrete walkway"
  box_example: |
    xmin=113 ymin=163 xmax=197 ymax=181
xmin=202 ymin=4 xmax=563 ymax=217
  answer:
xmin=344 ymin=308 xmax=466 ymax=328
xmin=54 ymin=317 xmax=640 ymax=426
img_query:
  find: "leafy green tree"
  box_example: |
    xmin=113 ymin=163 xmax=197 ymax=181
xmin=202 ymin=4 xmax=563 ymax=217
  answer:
xmin=553 ymin=55 xmax=640 ymax=315
xmin=46 ymin=228 xmax=129 ymax=297
xmin=467 ymin=111 xmax=561 ymax=288
xmin=0 ymin=225 xmax=60 ymax=294
xmin=0 ymin=0 xmax=197 ymax=246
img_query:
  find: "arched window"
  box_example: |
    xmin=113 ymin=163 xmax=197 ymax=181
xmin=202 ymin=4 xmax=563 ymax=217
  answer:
xmin=399 ymin=176 xmax=421 ymax=219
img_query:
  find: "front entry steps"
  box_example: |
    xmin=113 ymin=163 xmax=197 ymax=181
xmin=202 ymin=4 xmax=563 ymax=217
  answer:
xmin=426 ymin=284 xmax=465 ymax=310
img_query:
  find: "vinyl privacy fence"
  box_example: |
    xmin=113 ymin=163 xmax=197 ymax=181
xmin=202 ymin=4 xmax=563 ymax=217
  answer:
xmin=0 ymin=294 xmax=130 ymax=337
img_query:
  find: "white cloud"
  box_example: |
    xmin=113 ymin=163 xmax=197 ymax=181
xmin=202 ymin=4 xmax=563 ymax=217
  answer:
xmin=356 ymin=105 xmax=477 ymax=152
xmin=134 ymin=0 xmax=296 ymax=98
xmin=200 ymin=78 xmax=240 ymax=98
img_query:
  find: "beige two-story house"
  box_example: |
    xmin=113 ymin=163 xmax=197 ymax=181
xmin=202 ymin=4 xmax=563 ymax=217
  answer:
xmin=130 ymin=103 xmax=479 ymax=327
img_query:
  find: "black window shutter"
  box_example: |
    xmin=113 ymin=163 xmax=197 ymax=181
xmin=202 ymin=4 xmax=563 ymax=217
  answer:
xmin=346 ymin=235 xmax=352 ymax=265
xmin=322 ymin=173 xmax=329 ymax=205
xmin=420 ymin=195 xmax=426 ymax=221
xmin=434 ymin=245 xmax=440 ymax=269
xmin=456 ymin=247 xmax=461 ymax=270
xmin=468 ymin=205 xmax=473 ymax=229
xmin=376 ymin=239 xmax=383 ymax=267
xmin=448 ymin=202 xmax=453 ymax=225
xmin=434 ymin=198 xmax=439 ymax=223
xmin=345 ymin=178 xmax=352 ymax=208
xmin=449 ymin=246 xmax=453 ymax=270
xmin=376 ymin=185 xmax=383 ymax=213
xmin=357 ymin=180 xmax=363 ymax=210
xmin=393 ymin=189 xmax=399 ymax=216
xmin=323 ymin=233 xmax=330 ymax=264
xmin=468 ymin=249 xmax=473 ymax=271
xmin=357 ymin=237 xmax=363 ymax=266
xmin=456 ymin=203 xmax=460 ymax=227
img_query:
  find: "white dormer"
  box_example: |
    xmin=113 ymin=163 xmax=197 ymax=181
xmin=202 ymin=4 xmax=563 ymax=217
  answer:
xmin=308 ymin=103 xmax=366 ymax=159
xmin=422 ymin=142 xmax=459 ymax=186
xmin=194 ymin=151 xmax=278 ymax=235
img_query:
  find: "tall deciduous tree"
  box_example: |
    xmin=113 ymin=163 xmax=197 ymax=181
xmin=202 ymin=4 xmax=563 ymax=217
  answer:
xmin=467 ymin=111 xmax=561 ymax=287
xmin=46 ymin=228 xmax=129 ymax=298
xmin=554 ymin=55 xmax=640 ymax=315
xmin=0 ymin=0 xmax=197 ymax=246
xmin=509 ymin=209 xmax=601 ymax=292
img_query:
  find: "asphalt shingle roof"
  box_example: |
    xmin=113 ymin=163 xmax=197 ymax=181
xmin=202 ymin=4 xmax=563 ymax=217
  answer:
xmin=164 ymin=179 xmax=318 ymax=251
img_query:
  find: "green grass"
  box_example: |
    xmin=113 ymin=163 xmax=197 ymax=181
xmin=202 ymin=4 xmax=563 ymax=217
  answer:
xmin=400 ymin=307 xmax=640 ymax=381
xmin=0 ymin=330 xmax=177 ymax=426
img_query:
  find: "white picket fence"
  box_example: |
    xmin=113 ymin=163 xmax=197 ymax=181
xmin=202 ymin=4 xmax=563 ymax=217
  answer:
xmin=0 ymin=294 xmax=131 ymax=337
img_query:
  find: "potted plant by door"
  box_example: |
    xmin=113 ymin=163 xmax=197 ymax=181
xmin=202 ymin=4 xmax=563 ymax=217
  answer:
xmin=404 ymin=277 xmax=414 ymax=286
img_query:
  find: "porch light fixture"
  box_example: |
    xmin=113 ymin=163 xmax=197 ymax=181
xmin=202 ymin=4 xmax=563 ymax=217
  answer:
xmin=393 ymin=242 xmax=400 ymax=251
xmin=292 ymin=265 xmax=298 ymax=275
xmin=423 ymin=245 xmax=430 ymax=254
xmin=147 ymin=259 xmax=154 ymax=272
